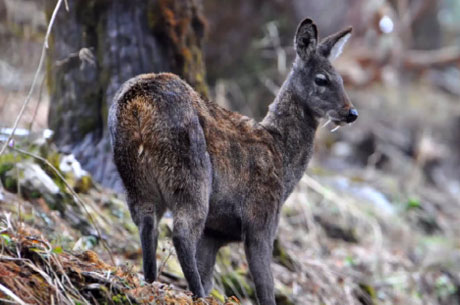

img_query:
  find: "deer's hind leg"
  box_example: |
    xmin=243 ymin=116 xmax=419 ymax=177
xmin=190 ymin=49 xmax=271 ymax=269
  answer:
xmin=160 ymin=115 xmax=212 ymax=298
xmin=167 ymin=172 xmax=211 ymax=297
xmin=127 ymin=191 xmax=165 ymax=283
xmin=171 ymin=192 xmax=209 ymax=298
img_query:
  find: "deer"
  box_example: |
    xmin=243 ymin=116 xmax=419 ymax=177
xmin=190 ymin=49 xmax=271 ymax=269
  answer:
xmin=108 ymin=18 xmax=357 ymax=305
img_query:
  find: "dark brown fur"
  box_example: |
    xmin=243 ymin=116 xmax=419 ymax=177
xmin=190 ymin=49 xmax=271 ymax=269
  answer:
xmin=109 ymin=18 xmax=357 ymax=305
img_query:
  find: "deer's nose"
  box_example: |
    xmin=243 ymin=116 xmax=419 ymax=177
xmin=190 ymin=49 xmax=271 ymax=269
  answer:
xmin=346 ymin=108 xmax=358 ymax=123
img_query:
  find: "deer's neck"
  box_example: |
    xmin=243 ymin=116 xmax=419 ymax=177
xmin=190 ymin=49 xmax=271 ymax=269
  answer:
xmin=261 ymin=76 xmax=319 ymax=200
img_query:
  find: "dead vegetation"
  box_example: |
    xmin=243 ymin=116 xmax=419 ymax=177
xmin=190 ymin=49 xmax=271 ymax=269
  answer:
xmin=0 ymin=210 xmax=239 ymax=305
xmin=1 ymin=0 xmax=460 ymax=304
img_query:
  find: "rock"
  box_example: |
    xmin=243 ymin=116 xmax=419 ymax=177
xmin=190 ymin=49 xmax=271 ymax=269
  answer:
xmin=1 ymin=159 xmax=65 ymax=209
xmin=18 ymin=162 xmax=60 ymax=195
xmin=0 ymin=127 xmax=53 ymax=144
xmin=59 ymin=154 xmax=88 ymax=179
xmin=6 ymin=161 xmax=61 ymax=206
xmin=59 ymin=154 xmax=93 ymax=193
xmin=328 ymin=176 xmax=395 ymax=215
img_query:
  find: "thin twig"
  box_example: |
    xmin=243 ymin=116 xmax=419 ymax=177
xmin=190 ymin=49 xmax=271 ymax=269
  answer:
xmin=158 ymin=242 xmax=174 ymax=278
xmin=0 ymin=283 xmax=30 ymax=305
xmin=8 ymin=145 xmax=116 ymax=265
xmin=27 ymin=76 xmax=46 ymax=133
xmin=0 ymin=0 xmax=64 ymax=156
xmin=48 ymin=254 xmax=89 ymax=305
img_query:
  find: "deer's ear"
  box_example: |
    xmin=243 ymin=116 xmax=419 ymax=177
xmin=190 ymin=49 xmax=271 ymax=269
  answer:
xmin=294 ymin=18 xmax=318 ymax=60
xmin=319 ymin=27 xmax=352 ymax=61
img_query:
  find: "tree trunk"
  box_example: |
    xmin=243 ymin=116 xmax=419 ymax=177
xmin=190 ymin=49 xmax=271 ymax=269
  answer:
xmin=46 ymin=0 xmax=208 ymax=190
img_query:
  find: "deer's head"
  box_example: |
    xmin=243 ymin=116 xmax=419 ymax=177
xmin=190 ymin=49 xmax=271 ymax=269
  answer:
xmin=291 ymin=18 xmax=357 ymax=126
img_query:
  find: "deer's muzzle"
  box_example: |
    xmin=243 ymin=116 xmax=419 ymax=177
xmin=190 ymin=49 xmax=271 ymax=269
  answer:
xmin=346 ymin=108 xmax=358 ymax=123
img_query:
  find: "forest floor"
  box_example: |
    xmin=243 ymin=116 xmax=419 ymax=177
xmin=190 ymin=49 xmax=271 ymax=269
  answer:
xmin=1 ymin=1 xmax=460 ymax=303
xmin=1 ymin=81 xmax=460 ymax=305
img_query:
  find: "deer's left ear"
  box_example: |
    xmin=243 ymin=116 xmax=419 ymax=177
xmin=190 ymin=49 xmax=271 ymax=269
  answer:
xmin=319 ymin=27 xmax=352 ymax=61
xmin=294 ymin=18 xmax=318 ymax=60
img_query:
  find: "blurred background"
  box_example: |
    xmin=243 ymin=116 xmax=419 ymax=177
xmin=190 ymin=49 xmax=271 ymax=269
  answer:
xmin=0 ymin=1 xmax=460 ymax=305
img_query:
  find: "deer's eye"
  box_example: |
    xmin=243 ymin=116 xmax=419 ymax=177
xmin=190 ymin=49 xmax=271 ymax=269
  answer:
xmin=314 ymin=74 xmax=328 ymax=86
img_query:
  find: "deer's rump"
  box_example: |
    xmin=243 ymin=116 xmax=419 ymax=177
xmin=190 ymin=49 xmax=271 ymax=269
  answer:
xmin=108 ymin=73 xmax=212 ymax=219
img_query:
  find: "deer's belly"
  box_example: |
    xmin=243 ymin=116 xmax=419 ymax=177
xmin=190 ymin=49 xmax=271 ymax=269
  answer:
xmin=204 ymin=195 xmax=244 ymax=242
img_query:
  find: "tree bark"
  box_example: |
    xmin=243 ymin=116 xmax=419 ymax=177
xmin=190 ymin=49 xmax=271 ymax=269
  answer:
xmin=46 ymin=0 xmax=208 ymax=190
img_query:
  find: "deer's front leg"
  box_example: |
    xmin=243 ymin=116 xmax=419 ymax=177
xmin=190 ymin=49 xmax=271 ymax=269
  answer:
xmin=244 ymin=230 xmax=276 ymax=305
xmin=196 ymin=233 xmax=225 ymax=295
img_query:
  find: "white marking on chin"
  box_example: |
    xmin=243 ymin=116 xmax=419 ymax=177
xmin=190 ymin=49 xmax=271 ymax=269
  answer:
xmin=331 ymin=125 xmax=341 ymax=132
xmin=321 ymin=118 xmax=332 ymax=129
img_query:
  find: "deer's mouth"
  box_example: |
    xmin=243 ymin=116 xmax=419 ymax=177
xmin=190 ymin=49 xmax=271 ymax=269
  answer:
xmin=326 ymin=113 xmax=347 ymax=126
xmin=326 ymin=109 xmax=358 ymax=126
xmin=331 ymin=118 xmax=346 ymax=126
xmin=322 ymin=112 xmax=351 ymax=132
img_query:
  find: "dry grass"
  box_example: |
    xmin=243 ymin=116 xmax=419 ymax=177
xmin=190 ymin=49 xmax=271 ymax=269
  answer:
xmin=0 ymin=211 xmax=240 ymax=305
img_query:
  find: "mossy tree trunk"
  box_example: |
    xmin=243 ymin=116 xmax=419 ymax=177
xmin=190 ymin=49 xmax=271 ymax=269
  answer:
xmin=46 ymin=0 xmax=208 ymax=190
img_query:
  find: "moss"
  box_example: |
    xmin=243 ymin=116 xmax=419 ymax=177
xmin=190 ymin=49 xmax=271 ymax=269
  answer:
xmin=182 ymin=45 xmax=209 ymax=97
xmin=111 ymin=294 xmax=130 ymax=305
xmin=75 ymin=175 xmax=93 ymax=193
xmin=29 ymin=191 xmax=42 ymax=199
xmin=210 ymin=289 xmax=226 ymax=303
xmin=4 ymin=175 xmax=18 ymax=192
xmin=216 ymin=246 xmax=232 ymax=267
xmin=0 ymin=153 xmax=22 ymax=170
xmin=220 ymin=270 xmax=254 ymax=299
xmin=46 ymin=151 xmax=61 ymax=169
xmin=0 ymin=154 xmax=21 ymax=192
xmin=123 ymin=222 xmax=138 ymax=235
xmin=358 ymin=283 xmax=376 ymax=305
xmin=0 ymin=163 xmax=14 ymax=177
